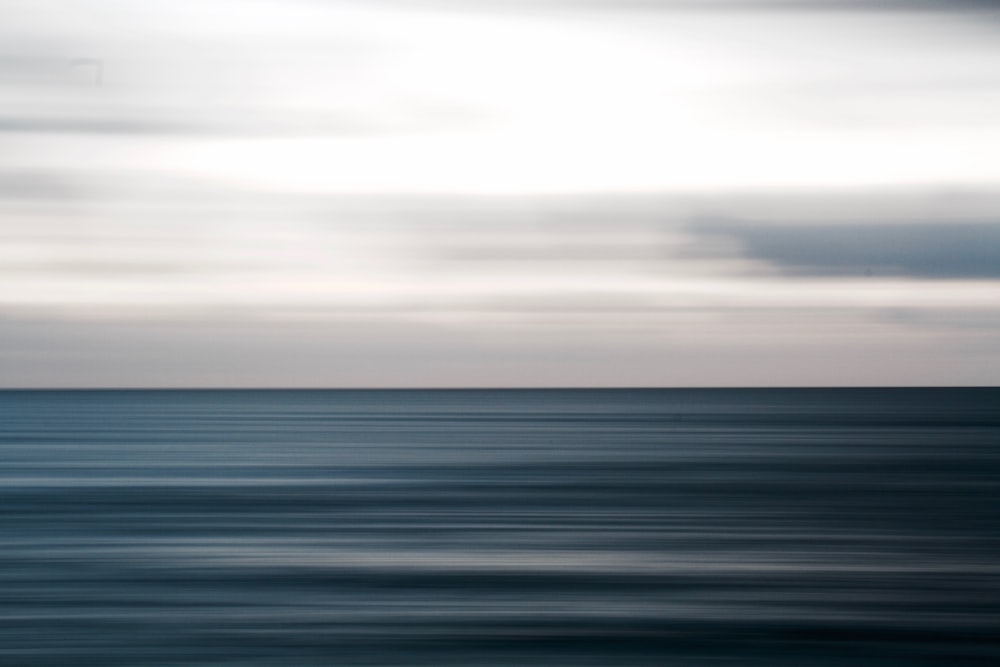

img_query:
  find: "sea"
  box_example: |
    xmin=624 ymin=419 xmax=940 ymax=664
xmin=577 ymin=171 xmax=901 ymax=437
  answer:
xmin=1 ymin=388 xmax=998 ymax=666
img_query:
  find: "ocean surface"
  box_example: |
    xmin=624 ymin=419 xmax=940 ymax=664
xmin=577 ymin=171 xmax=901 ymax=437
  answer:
xmin=1 ymin=388 xmax=998 ymax=666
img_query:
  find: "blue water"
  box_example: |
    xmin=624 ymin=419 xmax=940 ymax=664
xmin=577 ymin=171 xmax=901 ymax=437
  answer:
xmin=1 ymin=388 xmax=998 ymax=666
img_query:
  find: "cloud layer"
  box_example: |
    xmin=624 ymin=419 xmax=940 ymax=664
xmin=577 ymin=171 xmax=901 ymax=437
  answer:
xmin=1 ymin=0 xmax=998 ymax=385
xmin=694 ymin=219 xmax=1000 ymax=279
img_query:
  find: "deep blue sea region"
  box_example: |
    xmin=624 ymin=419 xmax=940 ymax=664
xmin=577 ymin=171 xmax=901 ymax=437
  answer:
xmin=1 ymin=388 xmax=998 ymax=666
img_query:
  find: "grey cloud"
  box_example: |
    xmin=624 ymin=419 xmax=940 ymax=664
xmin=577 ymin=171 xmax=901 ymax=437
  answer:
xmin=328 ymin=190 xmax=1000 ymax=281
xmin=398 ymin=194 xmax=684 ymax=268
xmin=4 ymin=301 xmax=996 ymax=387
xmin=717 ymin=0 xmax=1000 ymax=11
xmin=0 ymin=260 xmax=211 ymax=277
xmin=693 ymin=219 xmax=1000 ymax=279
xmin=363 ymin=0 xmax=1000 ymax=13
xmin=881 ymin=307 xmax=1000 ymax=331
xmin=782 ymin=0 xmax=1000 ymax=11
xmin=0 ymin=309 xmax=668 ymax=388
xmin=0 ymin=117 xmax=196 ymax=136
xmin=428 ymin=238 xmax=664 ymax=264
xmin=0 ymin=170 xmax=82 ymax=200
xmin=0 ymin=108 xmax=485 ymax=138
xmin=0 ymin=55 xmax=80 ymax=85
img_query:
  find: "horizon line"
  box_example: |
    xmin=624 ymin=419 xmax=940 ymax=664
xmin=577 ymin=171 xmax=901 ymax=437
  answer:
xmin=0 ymin=385 xmax=996 ymax=391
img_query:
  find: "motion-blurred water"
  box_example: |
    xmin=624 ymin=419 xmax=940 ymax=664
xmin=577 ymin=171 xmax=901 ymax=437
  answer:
xmin=1 ymin=388 xmax=998 ymax=666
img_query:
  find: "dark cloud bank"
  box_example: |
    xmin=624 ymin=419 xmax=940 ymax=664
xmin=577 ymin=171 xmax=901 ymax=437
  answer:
xmin=694 ymin=219 xmax=1000 ymax=279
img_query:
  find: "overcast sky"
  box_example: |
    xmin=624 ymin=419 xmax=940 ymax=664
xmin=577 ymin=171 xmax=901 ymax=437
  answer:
xmin=1 ymin=0 xmax=998 ymax=387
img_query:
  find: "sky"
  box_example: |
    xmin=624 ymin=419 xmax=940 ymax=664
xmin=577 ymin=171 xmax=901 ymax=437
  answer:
xmin=1 ymin=0 xmax=998 ymax=387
